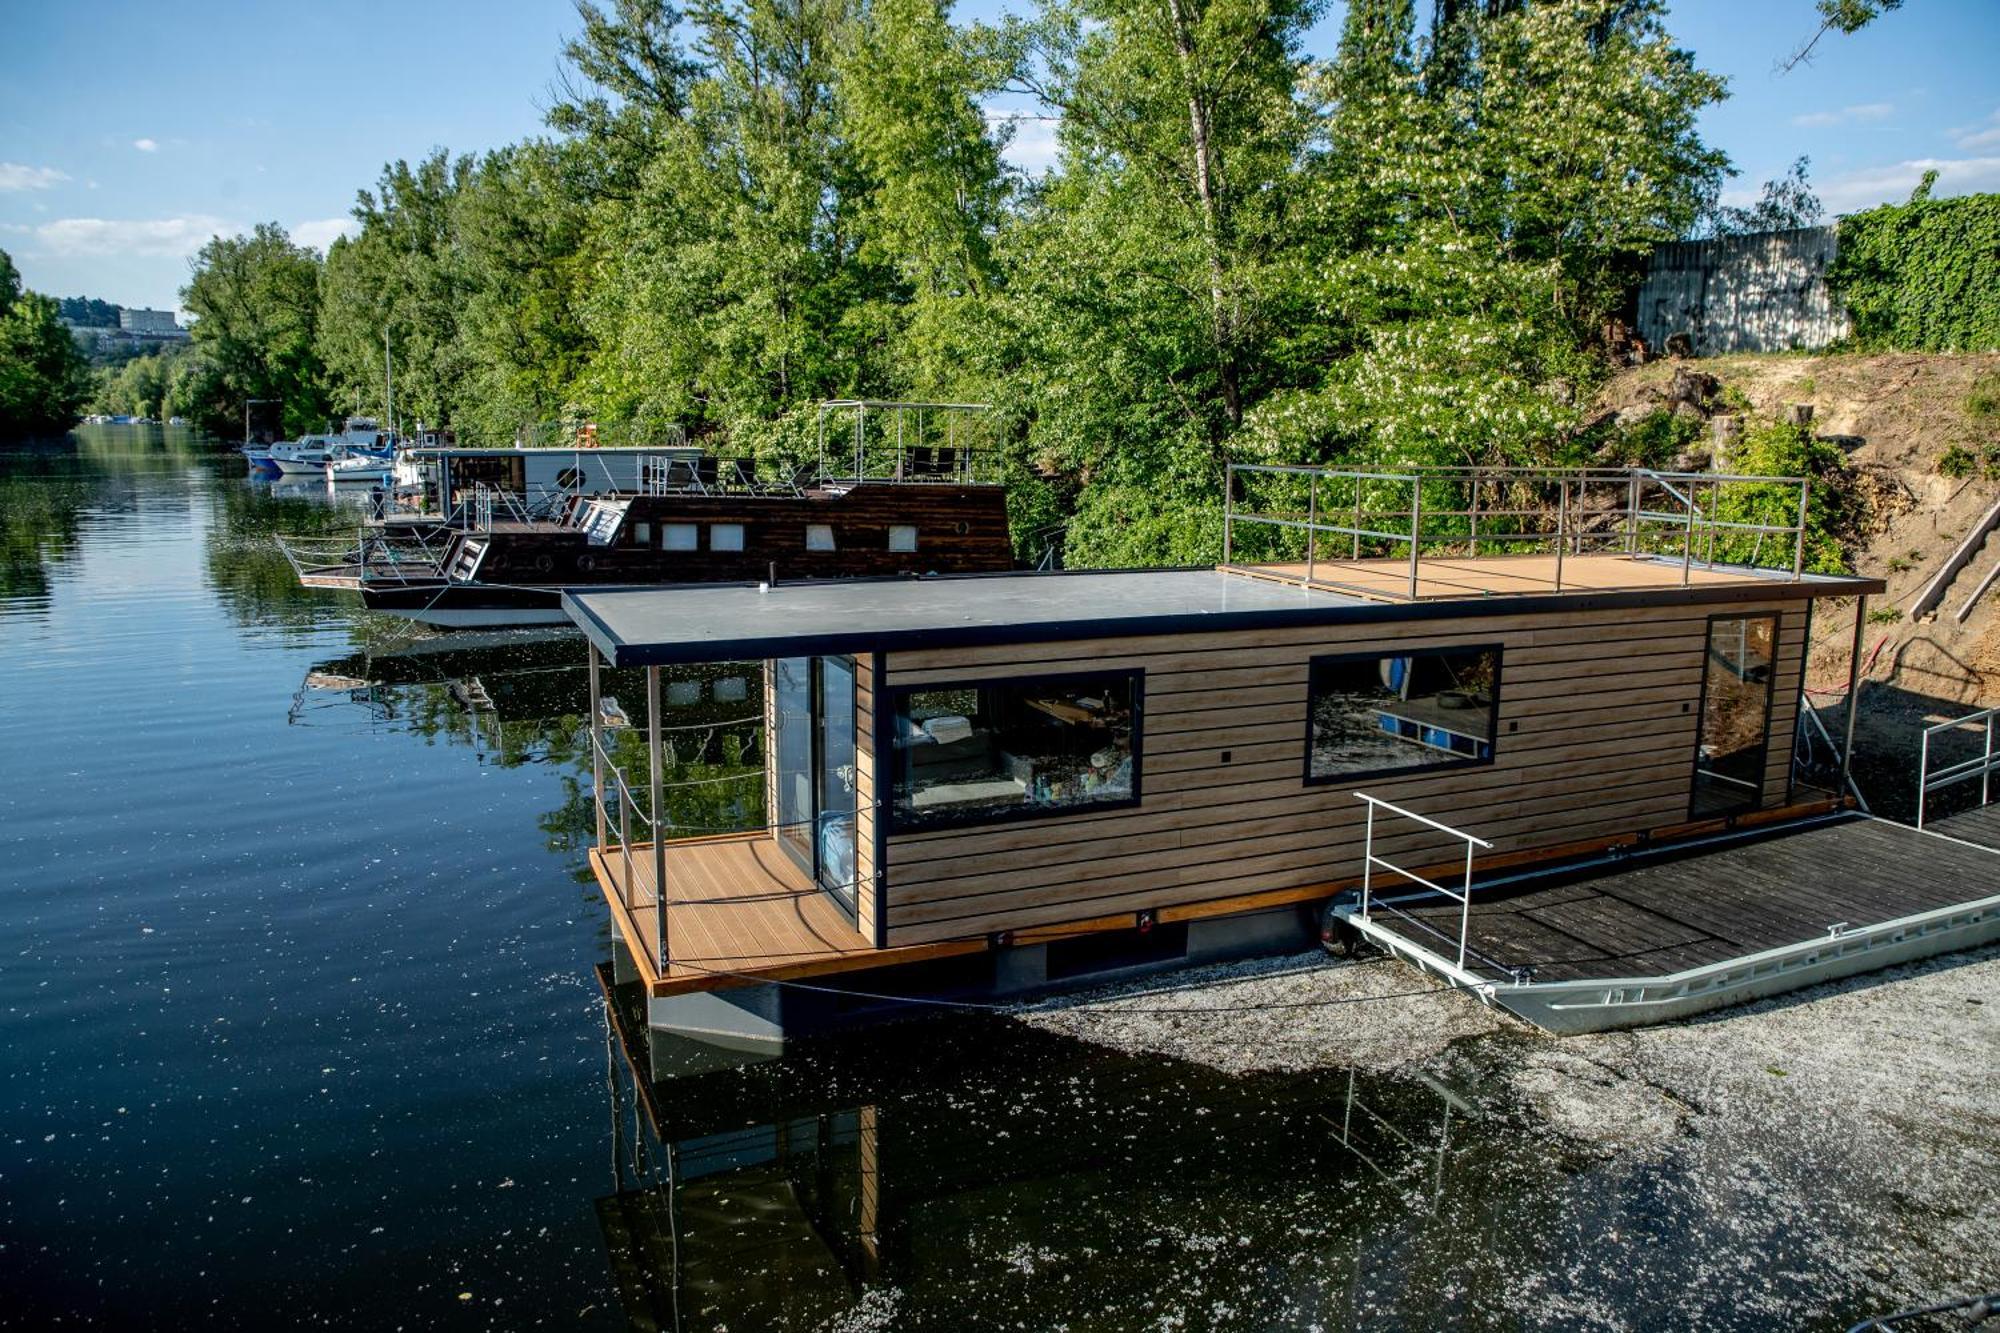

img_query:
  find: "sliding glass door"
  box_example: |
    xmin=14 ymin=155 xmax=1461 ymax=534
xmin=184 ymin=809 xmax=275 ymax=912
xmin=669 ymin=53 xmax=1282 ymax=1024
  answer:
xmin=772 ymin=656 xmax=859 ymax=914
xmin=1691 ymin=615 xmax=1777 ymax=817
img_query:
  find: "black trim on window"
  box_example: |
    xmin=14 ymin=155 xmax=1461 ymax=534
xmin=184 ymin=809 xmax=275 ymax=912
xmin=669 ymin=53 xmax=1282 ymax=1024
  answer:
xmin=883 ymin=667 xmax=1145 ymax=833
xmin=1302 ymin=644 xmax=1504 ymax=786
xmin=871 ymin=651 xmax=890 ymax=949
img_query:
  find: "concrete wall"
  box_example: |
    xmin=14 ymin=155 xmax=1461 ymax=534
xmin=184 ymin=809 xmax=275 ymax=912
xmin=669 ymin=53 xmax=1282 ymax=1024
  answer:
xmin=1637 ymin=226 xmax=1848 ymax=356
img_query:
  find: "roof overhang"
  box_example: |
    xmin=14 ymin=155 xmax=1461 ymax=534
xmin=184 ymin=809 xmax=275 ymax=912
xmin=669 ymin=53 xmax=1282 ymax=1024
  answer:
xmin=563 ymin=565 xmax=1884 ymax=668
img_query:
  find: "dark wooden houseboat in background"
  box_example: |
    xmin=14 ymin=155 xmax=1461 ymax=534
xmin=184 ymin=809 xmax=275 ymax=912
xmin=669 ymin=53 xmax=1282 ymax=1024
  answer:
xmin=567 ymin=462 xmax=2000 ymax=1060
xmin=278 ymin=402 xmax=1017 ymax=627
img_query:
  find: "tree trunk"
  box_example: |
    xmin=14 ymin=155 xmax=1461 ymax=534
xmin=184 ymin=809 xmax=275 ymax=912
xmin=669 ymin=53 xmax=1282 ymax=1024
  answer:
xmin=1164 ymin=0 xmax=1241 ymax=427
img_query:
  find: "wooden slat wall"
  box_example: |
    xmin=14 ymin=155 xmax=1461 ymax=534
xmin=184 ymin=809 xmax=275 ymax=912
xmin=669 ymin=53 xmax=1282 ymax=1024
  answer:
xmin=854 ymin=655 xmax=880 ymax=944
xmin=878 ymin=600 xmax=1812 ymax=946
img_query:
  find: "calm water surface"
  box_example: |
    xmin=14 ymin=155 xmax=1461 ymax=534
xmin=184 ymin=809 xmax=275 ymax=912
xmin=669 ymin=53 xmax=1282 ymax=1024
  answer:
xmin=0 ymin=430 xmax=1911 ymax=1331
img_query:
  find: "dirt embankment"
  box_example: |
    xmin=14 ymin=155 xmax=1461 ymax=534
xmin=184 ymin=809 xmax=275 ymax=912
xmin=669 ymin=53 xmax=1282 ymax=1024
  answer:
xmin=1597 ymin=352 xmax=2000 ymax=816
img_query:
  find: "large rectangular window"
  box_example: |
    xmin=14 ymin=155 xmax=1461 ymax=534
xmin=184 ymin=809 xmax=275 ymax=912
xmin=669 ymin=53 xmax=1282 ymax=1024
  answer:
xmin=1306 ymin=646 xmax=1500 ymax=783
xmin=891 ymin=671 xmax=1142 ymax=830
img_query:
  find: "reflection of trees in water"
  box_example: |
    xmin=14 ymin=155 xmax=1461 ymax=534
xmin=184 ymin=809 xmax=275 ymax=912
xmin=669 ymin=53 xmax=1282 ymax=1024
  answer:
xmin=0 ymin=446 xmax=98 ymax=600
xmin=202 ymin=470 xmax=367 ymax=632
xmin=298 ymin=646 xmax=767 ymax=876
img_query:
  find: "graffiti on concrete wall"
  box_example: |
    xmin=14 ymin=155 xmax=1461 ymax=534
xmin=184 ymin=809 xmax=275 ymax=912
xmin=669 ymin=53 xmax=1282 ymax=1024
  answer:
xmin=1637 ymin=225 xmax=1848 ymax=356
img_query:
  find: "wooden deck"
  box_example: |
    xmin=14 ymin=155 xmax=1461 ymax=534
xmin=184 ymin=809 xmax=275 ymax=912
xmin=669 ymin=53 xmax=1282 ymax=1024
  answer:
xmin=1387 ymin=816 xmax=2000 ymax=983
xmin=589 ymin=832 xmax=983 ymax=996
xmin=1225 ymin=552 xmax=1783 ymax=603
xmin=1931 ymin=803 xmax=2000 ymax=849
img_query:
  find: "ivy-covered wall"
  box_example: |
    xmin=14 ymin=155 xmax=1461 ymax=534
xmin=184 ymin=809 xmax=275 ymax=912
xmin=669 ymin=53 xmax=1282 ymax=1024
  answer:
xmin=1829 ymin=193 xmax=2000 ymax=352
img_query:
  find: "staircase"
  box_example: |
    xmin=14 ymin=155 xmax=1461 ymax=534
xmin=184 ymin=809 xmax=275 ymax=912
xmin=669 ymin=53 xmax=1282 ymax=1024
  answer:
xmin=447 ymin=538 xmax=487 ymax=583
xmin=1911 ymin=492 xmax=2000 ymax=623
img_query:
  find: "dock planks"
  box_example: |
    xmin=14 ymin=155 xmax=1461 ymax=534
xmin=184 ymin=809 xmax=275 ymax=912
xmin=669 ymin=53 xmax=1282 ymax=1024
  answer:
xmin=1393 ymin=817 xmax=2000 ymax=984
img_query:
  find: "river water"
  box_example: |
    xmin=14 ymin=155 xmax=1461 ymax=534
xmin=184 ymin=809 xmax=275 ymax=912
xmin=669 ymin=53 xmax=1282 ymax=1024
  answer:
xmin=0 ymin=429 xmax=1954 ymax=1330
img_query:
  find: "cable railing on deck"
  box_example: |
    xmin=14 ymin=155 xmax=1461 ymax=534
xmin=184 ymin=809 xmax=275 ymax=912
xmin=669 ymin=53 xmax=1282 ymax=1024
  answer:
xmin=1223 ymin=463 xmax=1811 ymax=601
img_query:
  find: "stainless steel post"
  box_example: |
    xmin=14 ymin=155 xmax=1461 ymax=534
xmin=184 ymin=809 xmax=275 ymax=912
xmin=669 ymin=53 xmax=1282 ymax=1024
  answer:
xmin=1467 ymin=471 xmax=1479 ymax=555
xmin=1793 ymin=480 xmax=1810 ymax=579
xmin=1554 ymin=479 xmax=1568 ymax=591
xmin=589 ymin=642 xmax=605 ymax=846
xmin=1360 ymin=805 xmax=1374 ymax=919
xmin=1407 ymin=479 xmax=1422 ymax=600
xmin=1222 ymin=464 xmax=1234 ymax=564
xmin=648 ymin=666 xmax=668 ymax=970
xmin=1305 ymin=472 xmax=1318 ymax=583
xmin=1626 ymin=473 xmax=1639 ymax=553
xmin=1840 ymin=596 xmax=1866 ymax=811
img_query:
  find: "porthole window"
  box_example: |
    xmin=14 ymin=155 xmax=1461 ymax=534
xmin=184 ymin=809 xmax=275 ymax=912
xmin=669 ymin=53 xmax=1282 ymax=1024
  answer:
xmin=555 ymin=466 xmax=584 ymax=489
xmin=888 ymin=524 xmax=918 ymax=553
xmin=710 ymin=523 xmax=745 ymax=552
xmin=663 ymin=523 xmax=699 ymax=551
xmin=806 ymin=524 xmax=837 ymax=552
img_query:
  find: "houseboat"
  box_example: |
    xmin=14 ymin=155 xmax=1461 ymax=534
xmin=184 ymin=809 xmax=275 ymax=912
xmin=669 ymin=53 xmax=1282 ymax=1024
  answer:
xmin=277 ymin=403 xmax=1017 ymax=627
xmin=567 ymin=462 xmax=2000 ymax=1056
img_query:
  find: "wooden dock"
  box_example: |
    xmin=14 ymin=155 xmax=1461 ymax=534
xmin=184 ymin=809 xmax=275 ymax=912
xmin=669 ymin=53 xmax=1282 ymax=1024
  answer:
xmin=590 ymin=832 xmax=983 ymax=997
xmin=1344 ymin=814 xmax=2000 ymax=1032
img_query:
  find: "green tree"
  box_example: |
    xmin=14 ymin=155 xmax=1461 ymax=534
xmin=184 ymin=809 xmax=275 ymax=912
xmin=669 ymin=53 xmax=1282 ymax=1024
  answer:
xmin=318 ymin=151 xmax=475 ymax=433
xmin=180 ymin=224 xmax=330 ymax=437
xmin=0 ymin=250 xmax=94 ymax=437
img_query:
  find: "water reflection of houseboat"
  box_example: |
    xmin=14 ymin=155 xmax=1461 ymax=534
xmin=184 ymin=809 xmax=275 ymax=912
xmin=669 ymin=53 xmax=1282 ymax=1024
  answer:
xmin=566 ymin=463 xmax=2000 ymax=1053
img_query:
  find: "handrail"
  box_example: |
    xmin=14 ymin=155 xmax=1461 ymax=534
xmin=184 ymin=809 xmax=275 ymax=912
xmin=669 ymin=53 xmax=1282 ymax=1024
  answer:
xmin=1354 ymin=793 xmax=1492 ymax=971
xmin=1223 ymin=462 xmax=1811 ymax=600
xmin=1917 ymin=705 xmax=2000 ymax=829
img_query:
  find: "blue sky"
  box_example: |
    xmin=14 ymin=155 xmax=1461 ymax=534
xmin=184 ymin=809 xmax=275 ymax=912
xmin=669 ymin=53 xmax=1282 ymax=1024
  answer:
xmin=2 ymin=0 xmax=1995 ymax=312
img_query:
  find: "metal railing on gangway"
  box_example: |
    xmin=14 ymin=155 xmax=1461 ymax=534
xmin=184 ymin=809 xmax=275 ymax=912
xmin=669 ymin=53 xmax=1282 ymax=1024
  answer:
xmin=1916 ymin=705 xmax=2000 ymax=829
xmin=1223 ymin=463 xmax=1812 ymax=601
xmin=1355 ymin=793 xmax=1494 ymax=973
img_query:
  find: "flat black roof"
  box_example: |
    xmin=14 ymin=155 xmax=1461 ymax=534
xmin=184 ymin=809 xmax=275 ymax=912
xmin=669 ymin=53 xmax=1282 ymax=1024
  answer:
xmin=564 ymin=565 xmax=1880 ymax=667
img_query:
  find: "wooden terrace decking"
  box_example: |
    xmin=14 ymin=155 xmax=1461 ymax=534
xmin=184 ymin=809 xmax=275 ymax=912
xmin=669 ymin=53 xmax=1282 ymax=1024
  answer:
xmin=1224 ymin=552 xmax=1794 ymax=602
xmin=590 ymin=832 xmax=982 ymax=996
xmin=1389 ymin=816 xmax=2000 ymax=985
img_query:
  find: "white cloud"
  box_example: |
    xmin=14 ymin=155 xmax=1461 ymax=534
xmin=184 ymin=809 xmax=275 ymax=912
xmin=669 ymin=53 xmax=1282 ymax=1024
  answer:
xmin=1790 ymin=102 xmax=1895 ymax=129
xmin=1818 ymin=157 xmax=2000 ymax=214
xmin=133 ymin=138 xmax=158 ymax=153
xmin=291 ymin=216 xmax=358 ymax=251
xmin=34 ymin=214 xmax=237 ymax=258
xmin=0 ymin=162 xmax=69 ymax=191
xmin=1950 ymin=109 xmax=2000 ymax=152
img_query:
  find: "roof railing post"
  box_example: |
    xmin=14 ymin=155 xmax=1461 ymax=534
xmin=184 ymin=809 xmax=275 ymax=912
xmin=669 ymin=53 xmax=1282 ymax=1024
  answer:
xmin=648 ymin=666 xmax=668 ymax=972
xmin=1985 ymin=714 xmax=1994 ymax=809
xmin=1554 ymin=478 xmax=1568 ymax=592
xmin=1626 ymin=472 xmax=1639 ymax=554
xmin=1222 ymin=464 xmax=1235 ymax=565
xmin=1352 ymin=479 xmax=1362 ymax=562
xmin=589 ymin=642 xmax=605 ymax=848
xmin=1793 ymin=479 xmax=1810 ymax=580
xmin=1407 ymin=477 xmax=1422 ymax=600
xmin=1305 ymin=471 xmax=1318 ymax=583
xmin=1682 ymin=490 xmax=1696 ymax=586
xmin=1467 ymin=470 xmax=1479 ymax=556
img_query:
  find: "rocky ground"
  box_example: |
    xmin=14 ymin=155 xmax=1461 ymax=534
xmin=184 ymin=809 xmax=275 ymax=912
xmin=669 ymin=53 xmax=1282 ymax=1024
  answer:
xmin=1018 ymin=943 xmax=2000 ymax=1326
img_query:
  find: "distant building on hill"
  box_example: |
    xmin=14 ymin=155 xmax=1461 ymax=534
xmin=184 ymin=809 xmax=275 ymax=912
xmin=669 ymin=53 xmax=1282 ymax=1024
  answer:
xmin=119 ymin=307 xmax=183 ymax=336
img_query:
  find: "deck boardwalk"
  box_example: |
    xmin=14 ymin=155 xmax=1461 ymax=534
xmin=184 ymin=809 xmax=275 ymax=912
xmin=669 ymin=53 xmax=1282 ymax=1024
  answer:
xmin=1931 ymin=803 xmax=2000 ymax=850
xmin=1224 ymin=552 xmax=1782 ymax=602
xmin=1388 ymin=816 xmax=2000 ymax=986
xmin=590 ymin=832 xmax=983 ymax=996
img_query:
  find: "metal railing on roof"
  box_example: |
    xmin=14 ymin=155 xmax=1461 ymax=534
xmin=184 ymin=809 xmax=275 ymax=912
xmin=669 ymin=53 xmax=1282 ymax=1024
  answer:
xmin=1221 ymin=463 xmax=1812 ymax=601
xmin=815 ymin=400 xmax=1001 ymax=486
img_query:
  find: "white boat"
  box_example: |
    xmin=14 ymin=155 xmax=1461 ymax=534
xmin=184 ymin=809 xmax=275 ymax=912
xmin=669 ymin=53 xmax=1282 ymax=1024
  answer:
xmin=269 ymin=417 xmax=395 ymax=474
xmin=324 ymin=450 xmax=396 ymax=485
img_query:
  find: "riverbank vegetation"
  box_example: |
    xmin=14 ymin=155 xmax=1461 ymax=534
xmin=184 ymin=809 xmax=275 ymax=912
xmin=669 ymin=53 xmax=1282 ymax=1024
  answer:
xmin=173 ymin=0 xmax=1752 ymax=561
xmin=0 ymin=250 xmax=93 ymax=438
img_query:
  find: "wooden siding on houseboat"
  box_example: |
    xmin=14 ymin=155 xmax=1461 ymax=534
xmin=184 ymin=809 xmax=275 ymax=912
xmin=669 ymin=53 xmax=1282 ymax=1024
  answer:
xmin=876 ymin=601 xmax=1810 ymax=946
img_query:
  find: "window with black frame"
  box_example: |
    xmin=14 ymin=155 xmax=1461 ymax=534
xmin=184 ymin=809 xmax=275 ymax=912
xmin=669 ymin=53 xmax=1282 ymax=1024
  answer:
xmin=1306 ymin=646 xmax=1500 ymax=782
xmin=891 ymin=672 xmax=1141 ymax=829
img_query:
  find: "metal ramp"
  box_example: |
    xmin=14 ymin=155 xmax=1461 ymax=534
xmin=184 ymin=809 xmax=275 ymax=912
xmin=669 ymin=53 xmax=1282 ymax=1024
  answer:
xmin=1334 ymin=796 xmax=2000 ymax=1035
